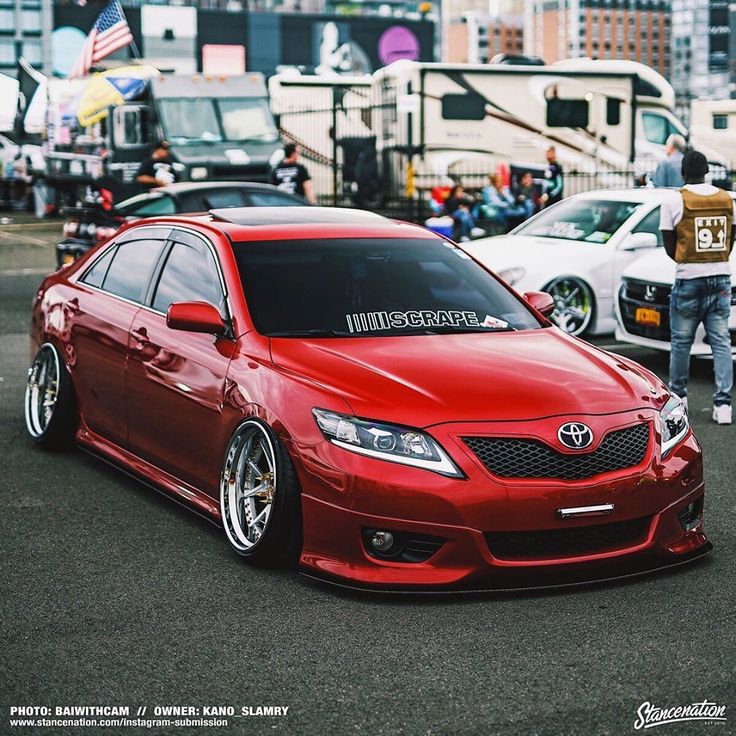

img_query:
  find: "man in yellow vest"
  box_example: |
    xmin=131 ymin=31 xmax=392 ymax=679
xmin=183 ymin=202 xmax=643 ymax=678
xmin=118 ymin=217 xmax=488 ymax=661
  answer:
xmin=660 ymin=150 xmax=734 ymax=424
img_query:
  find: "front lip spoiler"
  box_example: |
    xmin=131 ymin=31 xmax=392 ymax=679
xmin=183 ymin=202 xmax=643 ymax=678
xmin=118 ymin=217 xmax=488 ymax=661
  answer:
xmin=299 ymin=541 xmax=713 ymax=595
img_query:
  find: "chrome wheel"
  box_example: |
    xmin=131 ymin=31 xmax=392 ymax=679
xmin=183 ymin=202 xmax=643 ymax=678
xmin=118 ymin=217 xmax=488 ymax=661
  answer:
xmin=545 ymin=277 xmax=594 ymax=336
xmin=221 ymin=421 xmax=277 ymax=552
xmin=24 ymin=343 xmax=60 ymax=439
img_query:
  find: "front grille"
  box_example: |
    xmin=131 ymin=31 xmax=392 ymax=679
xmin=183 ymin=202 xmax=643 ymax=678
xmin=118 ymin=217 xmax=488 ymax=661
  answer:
xmin=618 ymin=279 xmax=671 ymax=341
xmin=463 ymin=423 xmax=650 ymax=481
xmin=484 ymin=516 xmax=651 ymax=560
xmin=211 ymin=164 xmax=270 ymax=181
xmin=621 ymin=277 xmax=671 ymax=307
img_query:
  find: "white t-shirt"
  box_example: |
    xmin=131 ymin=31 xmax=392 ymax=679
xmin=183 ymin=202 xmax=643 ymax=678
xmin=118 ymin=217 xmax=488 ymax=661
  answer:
xmin=659 ymin=183 xmax=735 ymax=279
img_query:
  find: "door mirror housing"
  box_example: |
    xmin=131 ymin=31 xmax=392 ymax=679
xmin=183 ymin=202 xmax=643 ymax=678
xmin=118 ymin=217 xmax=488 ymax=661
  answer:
xmin=620 ymin=232 xmax=659 ymax=250
xmin=167 ymin=301 xmax=227 ymax=335
xmin=524 ymin=291 xmax=555 ymax=317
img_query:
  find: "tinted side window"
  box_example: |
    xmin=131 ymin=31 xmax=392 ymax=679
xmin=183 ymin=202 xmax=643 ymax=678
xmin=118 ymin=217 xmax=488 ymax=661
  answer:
xmin=123 ymin=194 xmax=176 ymax=217
xmin=632 ymin=207 xmax=663 ymax=246
xmin=202 ymin=189 xmax=247 ymax=209
xmin=246 ymin=192 xmax=303 ymax=207
xmin=102 ymin=240 xmax=165 ymax=302
xmin=80 ymin=246 xmax=115 ymax=288
xmin=151 ymin=239 xmax=224 ymax=313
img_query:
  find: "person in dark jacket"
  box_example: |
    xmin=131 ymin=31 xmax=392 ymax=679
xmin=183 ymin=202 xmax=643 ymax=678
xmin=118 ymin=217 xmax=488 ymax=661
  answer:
xmin=540 ymin=146 xmax=563 ymax=208
xmin=444 ymin=185 xmax=484 ymax=241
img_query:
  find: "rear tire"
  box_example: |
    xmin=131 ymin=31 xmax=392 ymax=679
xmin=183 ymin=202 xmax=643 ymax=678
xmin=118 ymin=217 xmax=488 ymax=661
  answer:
xmin=24 ymin=342 xmax=77 ymax=449
xmin=220 ymin=419 xmax=302 ymax=567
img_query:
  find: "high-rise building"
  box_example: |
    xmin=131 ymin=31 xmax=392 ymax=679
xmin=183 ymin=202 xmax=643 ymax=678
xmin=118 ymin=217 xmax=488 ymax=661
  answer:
xmin=524 ymin=0 xmax=671 ymax=77
xmin=671 ymin=0 xmax=731 ymax=121
xmin=0 ymin=0 xmax=53 ymax=77
xmin=447 ymin=11 xmax=524 ymax=63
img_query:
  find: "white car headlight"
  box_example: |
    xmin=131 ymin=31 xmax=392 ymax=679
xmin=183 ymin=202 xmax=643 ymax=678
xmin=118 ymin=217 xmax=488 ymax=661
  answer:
xmin=660 ymin=395 xmax=689 ymax=457
xmin=190 ymin=166 xmax=208 ymax=181
xmin=313 ymin=409 xmax=464 ymax=478
xmin=497 ymin=267 xmax=526 ymax=286
xmin=269 ymin=148 xmax=285 ymax=168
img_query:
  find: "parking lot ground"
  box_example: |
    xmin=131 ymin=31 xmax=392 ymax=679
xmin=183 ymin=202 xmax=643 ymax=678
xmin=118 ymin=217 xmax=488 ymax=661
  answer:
xmin=1 ymin=223 xmax=734 ymax=736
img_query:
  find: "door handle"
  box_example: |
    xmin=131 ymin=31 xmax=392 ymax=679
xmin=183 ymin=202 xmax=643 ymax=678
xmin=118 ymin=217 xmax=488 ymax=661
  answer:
xmin=132 ymin=326 xmax=148 ymax=340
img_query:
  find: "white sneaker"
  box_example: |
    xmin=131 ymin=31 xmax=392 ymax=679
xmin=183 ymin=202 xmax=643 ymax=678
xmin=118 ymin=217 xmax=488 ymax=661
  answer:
xmin=713 ymin=404 xmax=732 ymax=425
xmin=470 ymin=226 xmax=486 ymax=238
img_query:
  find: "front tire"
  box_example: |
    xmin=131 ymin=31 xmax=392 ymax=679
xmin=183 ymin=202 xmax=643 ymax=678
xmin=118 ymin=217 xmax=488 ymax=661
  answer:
xmin=24 ymin=342 xmax=77 ymax=448
xmin=544 ymin=276 xmax=595 ymax=336
xmin=220 ymin=419 xmax=302 ymax=567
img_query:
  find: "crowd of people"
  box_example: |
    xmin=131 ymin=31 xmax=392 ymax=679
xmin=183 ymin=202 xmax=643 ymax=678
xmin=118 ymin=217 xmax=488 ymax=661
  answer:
xmin=433 ymin=146 xmax=564 ymax=241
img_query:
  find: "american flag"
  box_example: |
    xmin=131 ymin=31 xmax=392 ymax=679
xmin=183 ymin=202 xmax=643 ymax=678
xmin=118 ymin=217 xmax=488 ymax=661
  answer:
xmin=69 ymin=0 xmax=133 ymax=79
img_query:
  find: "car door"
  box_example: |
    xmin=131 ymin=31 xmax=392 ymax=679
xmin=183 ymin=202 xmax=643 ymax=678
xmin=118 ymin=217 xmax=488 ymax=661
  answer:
xmin=71 ymin=229 xmax=170 ymax=448
xmin=125 ymin=228 xmax=235 ymax=496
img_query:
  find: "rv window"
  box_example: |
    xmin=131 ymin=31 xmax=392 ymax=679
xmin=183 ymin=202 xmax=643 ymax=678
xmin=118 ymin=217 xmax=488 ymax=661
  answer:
xmin=546 ymin=98 xmax=589 ymax=128
xmin=606 ymin=98 xmax=622 ymax=126
xmin=113 ymin=106 xmax=149 ymax=148
xmin=642 ymin=113 xmax=673 ymax=145
xmin=441 ymin=94 xmax=486 ymax=121
xmin=713 ymin=114 xmax=728 ymax=130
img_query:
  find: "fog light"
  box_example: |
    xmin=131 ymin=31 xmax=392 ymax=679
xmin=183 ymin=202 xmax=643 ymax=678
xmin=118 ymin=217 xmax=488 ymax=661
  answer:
xmin=370 ymin=530 xmax=395 ymax=552
xmin=677 ymin=496 xmax=703 ymax=531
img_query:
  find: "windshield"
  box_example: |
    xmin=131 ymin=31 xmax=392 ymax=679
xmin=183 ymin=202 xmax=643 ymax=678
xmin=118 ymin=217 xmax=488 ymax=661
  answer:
xmin=233 ymin=238 xmax=542 ymax=337
xmin=515 ymin=199 xmax=642 ymax=243
xmin=159 ymin=97 xmax=278 ymax=145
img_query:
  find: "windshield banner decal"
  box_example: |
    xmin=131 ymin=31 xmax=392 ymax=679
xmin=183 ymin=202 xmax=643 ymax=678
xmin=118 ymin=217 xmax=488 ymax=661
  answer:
xmin=346 ymin=310 xmax=484 ymax=333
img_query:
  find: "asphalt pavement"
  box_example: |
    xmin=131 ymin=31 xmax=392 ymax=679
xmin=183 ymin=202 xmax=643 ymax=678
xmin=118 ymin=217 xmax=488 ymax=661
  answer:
xmin=0 ymin=219 xmax=734 ymax=736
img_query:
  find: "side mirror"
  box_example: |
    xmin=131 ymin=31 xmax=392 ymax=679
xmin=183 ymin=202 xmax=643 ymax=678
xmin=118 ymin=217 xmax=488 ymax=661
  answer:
xmin=167 ymin=301 xmax=227 ymax=335
xmin=620 ymin=232 xmax=659 ymax=250
xmin=524 ymin=291 xmax=555 ymax=318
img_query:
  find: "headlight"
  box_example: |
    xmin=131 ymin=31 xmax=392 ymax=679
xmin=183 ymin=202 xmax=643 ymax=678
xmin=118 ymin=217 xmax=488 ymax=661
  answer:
xmin=660 ymin=395 xmax=689 ymax=457
xmin=497 ymin=267 xmax=526 ymax=286
xmin=190 ymin=166 xmax=208 ymax=180
xmin=313 ymin=409 xmax=464 ymax=478
xmin=269 ymin=148 xmax=285 ymax=168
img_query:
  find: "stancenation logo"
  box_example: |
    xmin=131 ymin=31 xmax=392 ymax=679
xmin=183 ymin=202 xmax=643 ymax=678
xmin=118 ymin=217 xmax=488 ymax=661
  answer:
xmin=634 ymin=701 xmax=727 ymax=730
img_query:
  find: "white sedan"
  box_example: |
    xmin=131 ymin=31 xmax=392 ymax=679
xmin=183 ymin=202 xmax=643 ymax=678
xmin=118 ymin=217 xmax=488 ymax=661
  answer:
xmin=465 ymin=189 xmax=673 ymax=335
xmin=615 ymin=245 xmax=736 ymax=356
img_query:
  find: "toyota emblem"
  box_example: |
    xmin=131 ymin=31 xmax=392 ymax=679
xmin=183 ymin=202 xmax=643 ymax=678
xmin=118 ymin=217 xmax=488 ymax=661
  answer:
xmin=558 ymin=422 xmax=594 ymax=449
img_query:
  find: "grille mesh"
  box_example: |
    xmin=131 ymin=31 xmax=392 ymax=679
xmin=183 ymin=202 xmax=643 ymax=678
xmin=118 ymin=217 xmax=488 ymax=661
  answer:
xmin=463 ymin=423 xmax=650 ymax=481
xmin=484 ymin=516 xmax=651 ymax=560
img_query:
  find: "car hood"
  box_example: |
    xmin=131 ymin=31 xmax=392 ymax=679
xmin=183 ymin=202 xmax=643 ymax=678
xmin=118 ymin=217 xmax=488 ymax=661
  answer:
xmin=464 ymin=234 xmax=605 ymax=275
xmin=270 ymin=329 xmax=666 ymax=426
xmin=623 ymin=247 xmax=736 ymax=284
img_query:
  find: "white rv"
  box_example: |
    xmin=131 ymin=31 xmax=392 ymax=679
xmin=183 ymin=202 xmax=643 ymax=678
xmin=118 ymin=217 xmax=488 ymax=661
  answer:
xmin=373 ymin=58 xmax=687 ymax=189
xmin=690 ymin=99 xmax=736 ymax=165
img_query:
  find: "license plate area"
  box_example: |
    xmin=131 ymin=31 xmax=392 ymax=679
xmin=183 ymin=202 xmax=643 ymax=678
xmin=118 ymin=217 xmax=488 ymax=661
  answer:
xmin=635 ymin=307 xmax=661 ymax=327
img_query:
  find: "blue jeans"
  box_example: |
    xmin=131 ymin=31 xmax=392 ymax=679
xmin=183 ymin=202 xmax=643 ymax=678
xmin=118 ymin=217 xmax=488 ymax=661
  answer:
xmin=452 ymin=208 xmax=475 ymax=238
xmin=669 ymin=275 xmax=733 ymax=406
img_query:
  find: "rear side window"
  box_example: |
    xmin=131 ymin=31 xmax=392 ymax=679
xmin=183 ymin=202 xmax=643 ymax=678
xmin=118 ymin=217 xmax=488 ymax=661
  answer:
xmin=246 ymin=192 xmax=303 ymax=207
xmin=202 ymin=189 xmax=246 ymax=209
xmin=101 ymin=240 xmax=166 ymax=302
xmin=151 ymin=239 xmax=224 ymax=313
xmin=118 ymin=193 xmax=176 ymax=217
xmin=80 ymin=246 xmax=115 ymax=288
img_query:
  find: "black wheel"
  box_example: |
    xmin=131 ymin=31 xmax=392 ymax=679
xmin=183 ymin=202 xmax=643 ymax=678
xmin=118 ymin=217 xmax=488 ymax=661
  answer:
xmin=220 ymin=418 xmax=302 ymax=567
xmin=24 ymin=342 xmax=77 ymax=448
xmin=544 ymin=276 xmax=596 ymax=336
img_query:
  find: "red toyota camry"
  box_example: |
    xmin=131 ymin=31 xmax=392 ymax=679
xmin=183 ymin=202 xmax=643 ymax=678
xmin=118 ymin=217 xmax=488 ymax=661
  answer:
xmin=25 ymin=207 xmax=710 ymax=590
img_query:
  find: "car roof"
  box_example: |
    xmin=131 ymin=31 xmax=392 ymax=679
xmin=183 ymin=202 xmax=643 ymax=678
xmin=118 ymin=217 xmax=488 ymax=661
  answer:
xmin=209 ymin=206 xmax=387 ymax=226
xmin=137 ymin=207 xmax=435 ymax=242
xmin=156 ymin=181 xmax=297 ymax=195
xmin=573 ymin=187 xmax=736 ymax=202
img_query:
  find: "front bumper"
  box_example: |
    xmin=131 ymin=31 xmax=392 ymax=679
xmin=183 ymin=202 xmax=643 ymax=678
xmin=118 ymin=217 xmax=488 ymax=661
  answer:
xmin=616 ymin=279 xmax=736 ymax=356
xmin=293 ymin=410 xmax=710 ymax=590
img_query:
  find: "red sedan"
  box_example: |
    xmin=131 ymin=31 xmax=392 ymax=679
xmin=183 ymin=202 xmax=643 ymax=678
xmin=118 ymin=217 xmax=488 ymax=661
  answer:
xmin=25 ymin=207 xmax=710 ymax=590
